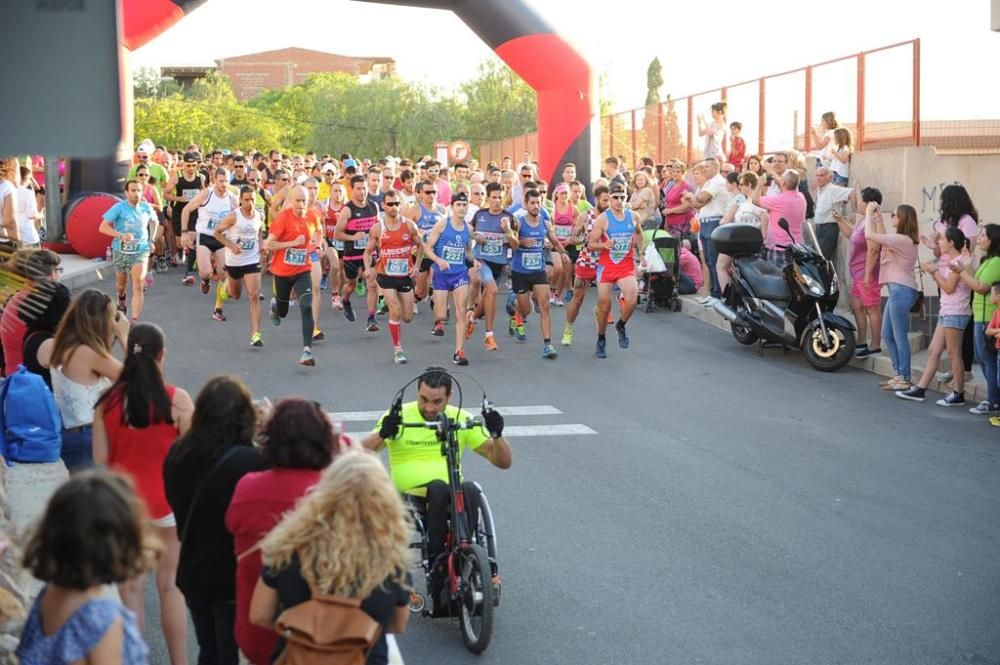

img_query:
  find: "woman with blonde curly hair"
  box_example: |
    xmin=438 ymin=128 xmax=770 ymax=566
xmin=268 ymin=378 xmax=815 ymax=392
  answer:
xmin=250 ymin=452 xmax=411 ymax=664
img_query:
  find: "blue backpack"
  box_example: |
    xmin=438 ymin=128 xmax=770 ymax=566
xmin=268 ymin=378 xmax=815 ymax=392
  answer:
xmin=0 ymin=365 xmax=63 ymax=464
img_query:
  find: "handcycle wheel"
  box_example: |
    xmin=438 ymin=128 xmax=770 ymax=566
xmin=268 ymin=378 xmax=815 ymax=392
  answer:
xmin=458 ymin=543 xmax=494 ymax=653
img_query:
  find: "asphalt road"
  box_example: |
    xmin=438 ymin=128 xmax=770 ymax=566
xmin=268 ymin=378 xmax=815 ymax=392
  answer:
xmin=99 ymin=271 xmax=1000 ymax=665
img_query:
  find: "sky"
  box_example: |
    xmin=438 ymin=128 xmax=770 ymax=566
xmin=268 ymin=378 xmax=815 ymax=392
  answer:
xmin=132 ymin=0 xmax=1000 ymax=122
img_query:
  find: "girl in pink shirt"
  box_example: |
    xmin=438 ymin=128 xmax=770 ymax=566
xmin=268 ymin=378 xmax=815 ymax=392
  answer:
xmin=896 ymin=227 xmax=973 ymax=405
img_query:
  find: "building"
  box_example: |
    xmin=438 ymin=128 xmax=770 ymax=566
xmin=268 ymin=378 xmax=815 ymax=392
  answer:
xmin=162 ymin=47 xmax=396 ymax=101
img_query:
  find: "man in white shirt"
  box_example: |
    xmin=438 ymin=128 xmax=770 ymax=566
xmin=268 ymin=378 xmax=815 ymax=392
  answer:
xmin=682 ymin=159 xmax=730 ymax=301
xmin=811 ymin=166 xmax=856 ymax=259
xmin=16 ymin=167 xmax=42 ymax=246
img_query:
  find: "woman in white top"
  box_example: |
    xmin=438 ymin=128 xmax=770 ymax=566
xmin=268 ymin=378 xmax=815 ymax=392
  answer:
xmin=38 ymin=288 xmax=129 ymax=472
xmin=810 ymin=111 xmax=839 ymax=169
xmin=715 ymin=172 xmax=768 ymax=295
xmin=0 ymin=157 xmax=20 ymax=240
xmin=16 ymin=167 xmax=42 ymax=246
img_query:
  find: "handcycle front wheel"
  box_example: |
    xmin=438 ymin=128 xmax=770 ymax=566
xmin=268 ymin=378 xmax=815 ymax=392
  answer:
xmin=458 ymin=543 xmax=494 ymax=653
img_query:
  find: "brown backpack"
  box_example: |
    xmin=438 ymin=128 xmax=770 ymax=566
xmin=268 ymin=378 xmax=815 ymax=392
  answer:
xmin=274 ymin=592 xmax=382 ymax=665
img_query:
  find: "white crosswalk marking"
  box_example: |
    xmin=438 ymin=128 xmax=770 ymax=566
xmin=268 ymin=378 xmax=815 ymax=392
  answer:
xmin=333 ymin=404 xmax=596 ymax=440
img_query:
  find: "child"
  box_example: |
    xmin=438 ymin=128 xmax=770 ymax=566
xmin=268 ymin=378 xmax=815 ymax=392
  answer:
xmin=987 ymin=283 xmax=1000 ymax=427
xmin=830 ymin=127 xmax=852 ymax=185
xmin=678 ymin=239 xmax=703 ymax=295
xmin=17 ymin=470 xmax=158 ymax=664
xmin=728 ymin=122 xmax=746 ymax=171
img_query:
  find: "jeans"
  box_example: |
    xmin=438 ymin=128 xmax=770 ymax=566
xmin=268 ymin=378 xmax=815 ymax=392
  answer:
xmin=186 ymin=597 xmax=239 ymax=665
xmin=882 ymin=283 xmax=918 ymax=380
xmin=698 ymin=216 xmax=722 ymax=298
xmin=832 ymin=173 xmax=849 ymax=186
xmin=677 ymin=274 xmax=697 ymax=295
xmin=814 ymin=223 xmax=840 ymax=260
xmin=272 ymin=271 xmax=314 ymax=347
xmin=60 ymin=426 xmax=94 ymax=473
xmin=973 ymin=322 xmax=999 ymax=407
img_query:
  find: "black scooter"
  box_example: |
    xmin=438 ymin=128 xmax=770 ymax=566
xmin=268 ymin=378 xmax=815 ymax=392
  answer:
xmin=709 ymin=219 xmax=856 ymax=372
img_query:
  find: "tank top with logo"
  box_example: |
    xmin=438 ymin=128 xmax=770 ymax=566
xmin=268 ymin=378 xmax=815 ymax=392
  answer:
xmin=376 ymin=219 xmax=416 ymax=277
xmin=432 ymin=218 xmax=470 ymax=276
xmin=472 ymin=209 xmax=512 ymax=265
xmin=224 ymin=207 xmax=263 ymax=267
xmin=511 ymin=215 xmax=549 ymax=274
xmin=197 ymin=188 xmax=235 ymax=236
xmin=343 ymin=199 xmax=379 ymax=261
xmin=598 ymin=208 xmax=636 ymax=270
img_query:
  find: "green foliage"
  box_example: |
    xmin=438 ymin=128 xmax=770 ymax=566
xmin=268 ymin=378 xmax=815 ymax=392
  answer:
xmin=645 ymin=58 xmax=663 ymax=107
xmin=133 ymin=58 xmax=538 ymax=156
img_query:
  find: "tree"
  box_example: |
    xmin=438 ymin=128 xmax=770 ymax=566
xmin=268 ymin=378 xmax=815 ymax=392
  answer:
xmin=459 ymin=59 xmax=536 ymax=141
xmin=645 ymin=58 xmax=663 ymax=107
xmin=598 ymin=72 xmax=615 ymax=117
xmin=662 ymin=95 xmax=685 ymax=161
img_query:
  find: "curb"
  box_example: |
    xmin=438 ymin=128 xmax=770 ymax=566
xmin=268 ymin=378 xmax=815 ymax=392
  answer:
xmin=676 ymin=295 xmax=988 ymax=402
xmin=62 ymin=260 xmax=112 ymax=291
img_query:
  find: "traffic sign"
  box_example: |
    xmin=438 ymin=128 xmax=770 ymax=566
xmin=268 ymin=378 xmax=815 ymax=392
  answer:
xmin=448 ymin=141 xmax=472 ymax=163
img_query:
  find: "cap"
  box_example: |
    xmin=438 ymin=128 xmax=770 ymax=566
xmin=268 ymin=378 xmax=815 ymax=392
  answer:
xmin=182 ymin=151 xmax=200 ymax=163
xmin=221 ymin=148 xmax=231 ymax=156
xmin=296 ymin=175 xmax=309 ymax=185
xmin=343 ymin=159 xmax=358 ymax=169
xmin=609 ymin=183 xmax=627 ymax=195
xmin=321 ymin=163 xmax=336 ymax=174
xmin=451 ymin=192 xmax=469 ymax=205
xmin=136 ymin=139 xmax=155 ymax=155
xmin=553 ymin=183 xmax=569 ymax=194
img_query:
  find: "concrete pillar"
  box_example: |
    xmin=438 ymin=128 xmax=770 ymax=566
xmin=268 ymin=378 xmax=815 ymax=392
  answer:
xmin=993 ymin=0 xmax=1000 ymax=31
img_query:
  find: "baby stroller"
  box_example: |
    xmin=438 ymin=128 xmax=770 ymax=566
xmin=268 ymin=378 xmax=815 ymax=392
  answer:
xmin=640 ymin=228 xmax=681 ymax=312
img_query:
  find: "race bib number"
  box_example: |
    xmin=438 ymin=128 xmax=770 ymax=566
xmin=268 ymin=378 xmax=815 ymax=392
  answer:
xmin=612 ymin=236 xmax=631 ymax=256
xmin=285 ymin=248 xmax=307 ymax=266
xmin=442 ymin=245 xmax=465 ymax=264
xmin=332 ymin=239 xmax=345 ymax=251
xmin=182 ymin=188 xmax=199 ymax=200
xmin=554 ymin=225 xmax=572 ymax=239
xmin=239 ymin=238 xmax=257 ymax=251
xmin=207 ymin=216 xmax=220 ymax=231
xmin=386 ymin=258 xmax=409 ymax=276
xmin=353 ymin=232 xmax=368 ymax=247
xmin=522 ymin=252 xmax=543 ymax=271
xmin=119 ymin=242 xmax=141 ymax=253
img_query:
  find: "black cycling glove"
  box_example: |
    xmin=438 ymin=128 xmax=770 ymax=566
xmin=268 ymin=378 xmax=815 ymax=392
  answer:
xmin=483 ymin=409 xmax=504 ymax=439
xmin=379 ymin=405 xmax=402 ymax=440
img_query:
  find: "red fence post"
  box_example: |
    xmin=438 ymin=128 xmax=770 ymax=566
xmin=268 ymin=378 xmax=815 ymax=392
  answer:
xmin=720 ymin=86 xmax=727 ymax=103
xmin=758 ymin=78 xmax=766 ymax=155
xmin=657 ymin=101 xmax=664 ymax=163
xmin=630 ymin=108 xmax=638 ymax=168
xmin=912 ymin=39 xmax=921 ymax=146
xmin=804 ymin=66 xmax=813 ymax=152
xmin=856 ymin=52 xmax=866 ymax=150
xmin=686 ymin=96 xmax=694 ymax=165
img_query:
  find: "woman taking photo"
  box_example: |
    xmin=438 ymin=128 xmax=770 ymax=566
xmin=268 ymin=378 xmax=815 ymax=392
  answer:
xmin=250 ymin=452 xmax=411 ymax=665
xmin=164 ymin=375 xmax=267 ymax=665
xmin=896 ymin=227 xmax=973 ymax=405
xmin=226 ymin=398 xmax=343 ymax=665
xmin=835 ymin=187 xmax=884 ymax=359
xmin=93 ymin=323 xmax=194 ymax=665
xmin=953 ymin=223 xmax=1000 ymax=414
xmin=37 ymin=289 xmax=130 ymax=471
xmin=865 ymin=202 xmax=920 ymax=390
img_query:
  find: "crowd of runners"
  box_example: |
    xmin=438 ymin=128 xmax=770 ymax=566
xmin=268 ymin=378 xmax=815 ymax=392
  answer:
xmin=88 ymin=145 xmax=648 ymax=367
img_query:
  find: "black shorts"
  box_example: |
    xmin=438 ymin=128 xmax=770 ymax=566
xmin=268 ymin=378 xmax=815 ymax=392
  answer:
xmin=199 ymin=233 xmax=224 ymax=253
xmin=226 ymin=263 xmax=260 ymax=279
xmin=343 ymin=259 xmax=365 ymax=281
xmin=376 ymin=274 xmax=413 ymax=293
xmin=566 ymin=245 xmax=580 ymax=264
xmin=511 ymin=270 xmax=549 ymax=294
xmin=479 ymin=260 xmax=504 ymax=282
xmin=418 ymin=257 xmax=434 ymax=273
xmin=171 ymin=215 xmax=183 ymax=237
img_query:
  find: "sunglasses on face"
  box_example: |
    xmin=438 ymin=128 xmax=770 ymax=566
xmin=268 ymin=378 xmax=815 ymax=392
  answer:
xmin=424 ymin=190 xmax=437 ymax=195
xmin=384 ymin=201 xmax=401 ymax=207
xmin=611 ymin=194 xmax=627 ymax=200
xmin=520 ymin=174 xmax=531 ymax=179
xmin=279 ymin=177 xmax=290 ymax=182
xmin=137 ymin=172 xmax=148 ymax=177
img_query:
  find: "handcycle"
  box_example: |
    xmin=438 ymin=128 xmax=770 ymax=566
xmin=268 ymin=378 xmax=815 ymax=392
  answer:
xmin=386 ymin=376 xmax=502 ymax=654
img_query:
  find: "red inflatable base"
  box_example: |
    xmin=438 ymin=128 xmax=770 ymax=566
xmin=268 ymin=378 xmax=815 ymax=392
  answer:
xmin=64 ymin=193 xmax=122 ymax=259
xmin=41 ymin=240 xmax=75 ymax=254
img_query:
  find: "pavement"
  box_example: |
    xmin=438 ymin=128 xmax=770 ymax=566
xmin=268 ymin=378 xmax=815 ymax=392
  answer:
xmin=36 ymin=268 xmax=1000 ymax=664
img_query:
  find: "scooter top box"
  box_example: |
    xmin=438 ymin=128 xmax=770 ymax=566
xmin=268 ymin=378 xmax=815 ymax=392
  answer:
xmin=711 ymin=223 xmax=763 ymax=257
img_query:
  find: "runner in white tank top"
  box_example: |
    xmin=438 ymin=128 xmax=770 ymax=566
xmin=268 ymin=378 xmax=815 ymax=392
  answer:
xmin=213 ymin=186 xmax=265 ymax=347
xmin=180 ymin=168 xmax=238 ymax=320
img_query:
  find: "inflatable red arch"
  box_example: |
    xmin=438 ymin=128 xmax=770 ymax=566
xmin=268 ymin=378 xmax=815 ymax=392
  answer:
xmin=115 ymin=0 xmax=596 ymax=189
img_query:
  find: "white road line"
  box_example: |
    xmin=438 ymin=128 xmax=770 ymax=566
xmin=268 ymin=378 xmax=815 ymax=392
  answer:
xmin=345 ymin=423 xmax=596 ymax=440
xmin=331 ymin=405 xmax=562 ymax=422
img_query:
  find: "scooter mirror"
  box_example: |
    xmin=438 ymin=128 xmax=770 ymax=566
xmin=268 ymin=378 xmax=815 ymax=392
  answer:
xmin=778 ymin=218 xmax=794 ymax=240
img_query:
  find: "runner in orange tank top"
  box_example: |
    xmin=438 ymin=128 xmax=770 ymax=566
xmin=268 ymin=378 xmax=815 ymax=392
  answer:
xmin=363 ymin=189 xmax=423 ymax=364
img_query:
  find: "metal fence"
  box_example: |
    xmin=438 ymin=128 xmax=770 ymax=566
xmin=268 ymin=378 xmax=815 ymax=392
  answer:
xmin=479 ymin=39 xmax=996 ymax=170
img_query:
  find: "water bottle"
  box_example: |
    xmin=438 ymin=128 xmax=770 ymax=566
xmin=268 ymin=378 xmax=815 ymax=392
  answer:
xmin=105 ymin=245 xmax=112 ymax=262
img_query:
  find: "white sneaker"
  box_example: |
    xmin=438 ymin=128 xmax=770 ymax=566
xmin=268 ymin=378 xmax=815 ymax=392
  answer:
xmin=696 ymin=296 xmax=713 ymax=305
xmin=935 ymin=370 xmax=953 ymax=383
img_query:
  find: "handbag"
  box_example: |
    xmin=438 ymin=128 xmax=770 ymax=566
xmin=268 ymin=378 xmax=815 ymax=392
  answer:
xmin=910 ymin=268 xmax=925 ymax=315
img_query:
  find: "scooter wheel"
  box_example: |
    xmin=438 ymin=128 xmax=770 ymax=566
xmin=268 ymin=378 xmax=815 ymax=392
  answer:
xmin=802 ymin=321 xmax=856 ymax=371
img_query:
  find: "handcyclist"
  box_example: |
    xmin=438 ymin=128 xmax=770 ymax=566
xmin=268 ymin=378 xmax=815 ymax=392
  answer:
xmin=361 ymin=367 xmax=512 ymax=616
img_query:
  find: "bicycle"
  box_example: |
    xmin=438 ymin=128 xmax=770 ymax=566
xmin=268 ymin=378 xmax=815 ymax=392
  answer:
xmin=386 ymin=373 xmax=502 ymax=654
